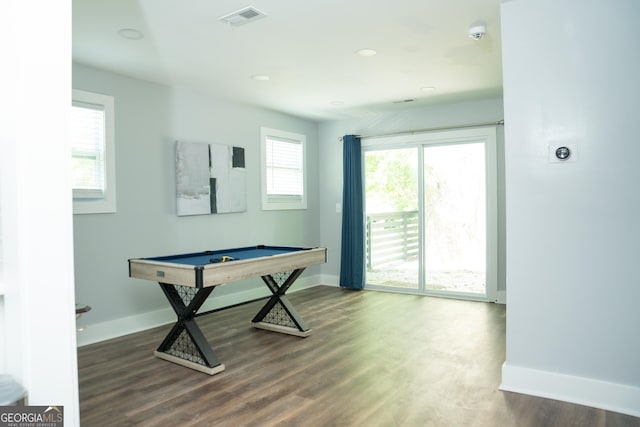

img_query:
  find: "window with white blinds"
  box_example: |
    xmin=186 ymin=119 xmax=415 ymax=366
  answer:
xmin=71 ymin=90 xmax=116 ymax=214
xmin=71 ymin=101 xmax=105 ymax=198
xmin=261 ymin=127 xmax=307 ymax=210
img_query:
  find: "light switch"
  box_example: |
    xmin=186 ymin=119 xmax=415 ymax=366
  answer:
xmin=336 ymin=202 xmax=342 ymax=213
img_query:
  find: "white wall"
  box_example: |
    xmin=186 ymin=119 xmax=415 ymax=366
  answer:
xmin=72 ymin=63 xmax=321 ymax=345
xmin=318 ymin=98 xmax=506 ymax=292
xmin=500 ymin=0 xmax=640 ymax=416
xmin=0 ymin=0 xmax=79 ymax=424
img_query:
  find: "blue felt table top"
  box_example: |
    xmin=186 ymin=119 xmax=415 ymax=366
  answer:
xmin=142 ymin=245 xmax=307 ymax=266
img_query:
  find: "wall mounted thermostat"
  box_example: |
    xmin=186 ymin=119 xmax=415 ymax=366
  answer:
xmin=549 ymin=143 xmax=578 ymax=163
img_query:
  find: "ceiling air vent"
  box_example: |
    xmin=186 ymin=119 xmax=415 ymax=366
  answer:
xmin=219 ymin=6 xmax=267 ymax=26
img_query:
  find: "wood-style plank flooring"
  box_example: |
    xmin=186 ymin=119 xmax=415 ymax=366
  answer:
xmin=78 ymin=286 xmax=640 ymax=426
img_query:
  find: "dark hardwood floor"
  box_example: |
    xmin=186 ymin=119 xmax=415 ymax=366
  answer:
xmin=78 ymin=286 xmax=639 ymax=426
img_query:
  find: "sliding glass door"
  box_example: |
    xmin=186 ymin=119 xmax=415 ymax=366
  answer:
xmin=363 ymin=128 xmax=497 ymax=300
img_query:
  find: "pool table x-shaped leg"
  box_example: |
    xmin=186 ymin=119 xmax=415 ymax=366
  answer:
xmin=251 ymin=268 xmax=311 ymax=336
xmin=155 ymin=283 xmax=223 ymax=375
xmin=153 ymin=268 xmax=311 ymax=375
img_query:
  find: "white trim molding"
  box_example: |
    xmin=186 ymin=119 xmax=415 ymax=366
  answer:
xmin=500 ymin=363 xmax=640 ymax=417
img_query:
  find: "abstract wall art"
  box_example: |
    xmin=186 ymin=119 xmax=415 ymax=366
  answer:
xmin=176 ymin=140 xmax=246 ymax=216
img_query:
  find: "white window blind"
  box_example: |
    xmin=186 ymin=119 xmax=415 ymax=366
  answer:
xmin=71 ymin=89 xmax=116 ymax=214
xmin=260 ymin=127 xmax=307 ymax=210
xmin=71 ymin=101 xmax=106 ymax=199
xmin=265 ymin=136 xmax=303 ymax=198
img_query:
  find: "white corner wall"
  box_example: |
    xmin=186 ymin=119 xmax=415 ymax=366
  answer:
xmin=500 ymin=0 xmax=640 ymax=416
xmin=0 ymin=0 xmax=79 ymax=424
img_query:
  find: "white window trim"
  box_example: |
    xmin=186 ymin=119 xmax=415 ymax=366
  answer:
xmin=71 ymin=89 xmax=116 ymax=214
xmin=260 ymin=127 xmax=307 ymax=210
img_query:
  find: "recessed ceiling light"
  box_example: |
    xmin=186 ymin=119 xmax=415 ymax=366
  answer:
xmin=330 ymin=101 xmax=344 ymax=107
xmin=118 ymin=28 xmax=144 ymax=40
xmin=421 ymin=86 xmax=436 ymax=92
xmin=251 ymin=75 xmax=270 ymax=81
xmin=355 ymin=48 xmax=377 ymax=57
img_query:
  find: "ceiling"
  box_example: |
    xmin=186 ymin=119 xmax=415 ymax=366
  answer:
xmin=72 ymin=0 xmax=504 ymax=121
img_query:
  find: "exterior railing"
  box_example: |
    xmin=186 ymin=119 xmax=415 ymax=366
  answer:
xmin=366 ymin=211 xmax=419 ymax=269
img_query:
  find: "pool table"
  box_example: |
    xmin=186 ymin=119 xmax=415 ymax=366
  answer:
xmin=128 ymin=245 xmax=327 ymax=375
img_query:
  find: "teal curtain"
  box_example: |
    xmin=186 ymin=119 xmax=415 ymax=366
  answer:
xmin=339 ymin=135 xmax=365 ymax=289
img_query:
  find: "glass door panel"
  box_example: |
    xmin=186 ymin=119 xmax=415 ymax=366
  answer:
xmin=364 ymin=148 xmax=419 ymax=289
xmin=423 ymin=142 xmax=486 ymax=295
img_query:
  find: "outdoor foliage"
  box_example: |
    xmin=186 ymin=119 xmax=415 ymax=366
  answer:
xmin=365 ymin=148 xmax=443 ymax=214
xmin=365 ymin=148 xmax=419 ymax=213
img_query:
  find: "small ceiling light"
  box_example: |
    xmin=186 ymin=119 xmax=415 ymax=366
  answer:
xmin=355 ymin=48 xmax=377 ymax=57
xmin=251 ymin=75 xmax=270 ymax=81
xmin=468 ymin=25 xmax=486 ymax=41
xmin=118 ymin=28 xmax=144 ymax=40
xmin=330 ymin=101 xmax=345 ymax=107
xmin=421 ymin=86 xmax=436 ymax=92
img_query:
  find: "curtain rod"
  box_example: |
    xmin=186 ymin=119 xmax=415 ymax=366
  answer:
xmin=338 ymin=119 xmax=504 ymax=141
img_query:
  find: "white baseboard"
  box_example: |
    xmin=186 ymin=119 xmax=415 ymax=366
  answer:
xmin=320 ymin=274 xmax=340 ymax=287
xmin=500 ymin=362 xmax=640 ymax=417
xmin=76 ymin=275 xmax=322 ymax=347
